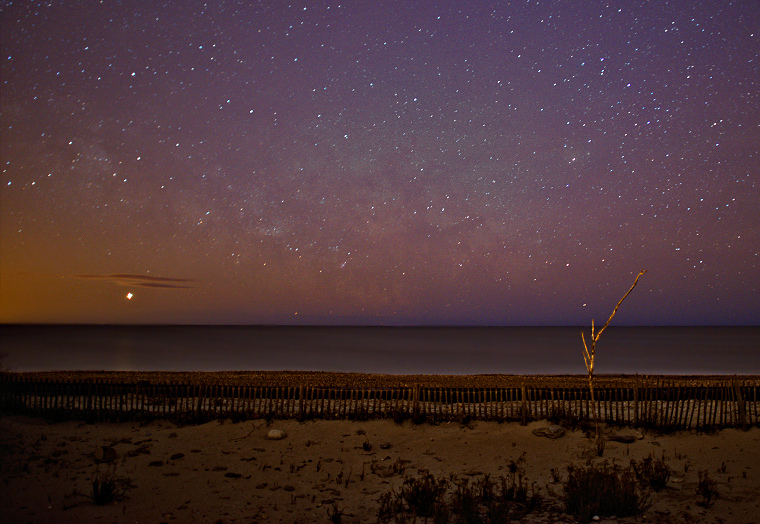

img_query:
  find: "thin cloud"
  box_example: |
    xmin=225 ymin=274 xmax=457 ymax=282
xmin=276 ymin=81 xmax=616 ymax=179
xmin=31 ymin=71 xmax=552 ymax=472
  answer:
xmin=73 ymin=273 xmax=196 ymax=289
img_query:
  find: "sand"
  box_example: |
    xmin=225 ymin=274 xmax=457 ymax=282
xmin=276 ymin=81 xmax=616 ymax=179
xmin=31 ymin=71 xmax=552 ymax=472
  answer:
xmin=1 ymin=414 xmax=759 ymax=523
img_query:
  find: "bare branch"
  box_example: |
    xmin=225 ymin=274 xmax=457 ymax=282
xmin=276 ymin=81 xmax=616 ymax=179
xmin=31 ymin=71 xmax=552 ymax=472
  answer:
xmin=594 ymin=269 xmax=647 ymax=342
xmin=581 ymin=333 xmax=592 ymax=372
xmin=579 ymin=269 xmax=647 ymax=455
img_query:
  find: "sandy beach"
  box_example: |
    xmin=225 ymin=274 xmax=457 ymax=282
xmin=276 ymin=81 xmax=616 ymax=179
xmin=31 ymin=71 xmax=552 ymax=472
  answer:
xmin=1 ymin=413 xmax=759 ymax=523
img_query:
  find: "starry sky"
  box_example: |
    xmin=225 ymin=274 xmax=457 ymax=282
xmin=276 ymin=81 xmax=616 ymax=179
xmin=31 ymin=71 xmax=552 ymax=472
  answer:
xmin=1 ymin=0 xmax=758 ymax=326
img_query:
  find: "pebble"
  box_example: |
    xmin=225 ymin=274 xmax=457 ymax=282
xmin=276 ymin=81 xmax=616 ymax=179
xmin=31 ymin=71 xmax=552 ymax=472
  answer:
xmin=267 ymin=429 xmax=287 ymax=440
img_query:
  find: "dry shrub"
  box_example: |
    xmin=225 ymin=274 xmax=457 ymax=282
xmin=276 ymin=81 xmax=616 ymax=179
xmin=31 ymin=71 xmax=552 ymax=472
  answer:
xmin=400 ymin=473 xmax=450 ymax=519
xmin=631 ymin=454 xmax=672 ymax=492
xmin=326 ymin=502 xmax=345 ymax=523
xmin=90 ymin=473 xmax=121 ymax=506
xmin=696 ymin=470 xmax=718 ymax=507
xmin=377 ymin=470 xmax=542 ymax=523
xmin=563 ymin=462 xmax=650 ymax=522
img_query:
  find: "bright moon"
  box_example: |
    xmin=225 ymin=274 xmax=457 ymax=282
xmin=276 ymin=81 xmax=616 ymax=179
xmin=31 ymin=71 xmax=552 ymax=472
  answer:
xmin=126 ymin=292 xmax=133 ymax=300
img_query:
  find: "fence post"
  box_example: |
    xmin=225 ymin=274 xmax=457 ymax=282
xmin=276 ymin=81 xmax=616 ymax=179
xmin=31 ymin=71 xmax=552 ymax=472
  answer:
xmin=732 ymin=377 xmax=747 ymax=429
xmin=298 ymin=384 xmax=304 ymax=420
xmin=718 ymin=385 xmax=726 ymax=427
xmin=196 ymin=385 xmax=205 ymax=418
xmin=85 ymin=380 xmax=92 ymax=416
xmin=685 ymin=385 xmax=695 ymax=429
xmin=632 ymin=380 xmax=638 ymax=427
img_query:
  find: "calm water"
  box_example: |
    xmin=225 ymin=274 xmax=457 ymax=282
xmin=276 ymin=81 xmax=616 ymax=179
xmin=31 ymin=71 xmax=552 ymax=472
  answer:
xmin=1 ymin=325 xmax=758 ymax=375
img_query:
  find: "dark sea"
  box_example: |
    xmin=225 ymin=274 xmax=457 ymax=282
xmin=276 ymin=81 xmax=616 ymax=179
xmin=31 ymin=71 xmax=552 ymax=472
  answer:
xmin=1 ymin=325 xmax=758 ymax=375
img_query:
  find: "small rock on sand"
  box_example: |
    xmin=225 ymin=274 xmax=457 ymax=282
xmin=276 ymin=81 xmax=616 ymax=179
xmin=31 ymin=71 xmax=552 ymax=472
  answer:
xmin=267 ymin=429 xmax=287 ymax=440
xmin=532 ymin=425 xmax=565 ymax=439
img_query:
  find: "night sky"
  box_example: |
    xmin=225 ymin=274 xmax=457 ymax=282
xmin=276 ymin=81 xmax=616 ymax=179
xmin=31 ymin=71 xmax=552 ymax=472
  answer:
xmin=1 ymin=1 xmax=758 ymax=326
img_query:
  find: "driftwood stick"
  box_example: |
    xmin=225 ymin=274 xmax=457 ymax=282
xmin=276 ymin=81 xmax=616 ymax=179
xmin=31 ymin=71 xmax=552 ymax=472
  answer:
xmin=582 ymin=269 xmax=647 ymax=454
xmin=594 ymin=269 xmax=647 ymax=343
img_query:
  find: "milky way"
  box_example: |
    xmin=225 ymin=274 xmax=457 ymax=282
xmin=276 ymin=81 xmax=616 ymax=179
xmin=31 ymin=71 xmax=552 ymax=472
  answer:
xmin=1 ymin=1 xmax=758 ymax=325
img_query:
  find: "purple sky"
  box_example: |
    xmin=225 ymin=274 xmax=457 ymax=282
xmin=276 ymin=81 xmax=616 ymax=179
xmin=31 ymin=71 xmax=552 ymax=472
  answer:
xmin=1 ymin=1 xmax=758 ymax=325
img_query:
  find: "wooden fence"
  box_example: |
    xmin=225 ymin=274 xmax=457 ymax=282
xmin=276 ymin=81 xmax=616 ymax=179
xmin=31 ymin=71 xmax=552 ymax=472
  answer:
xmin=1 ymin=374 xmax=758 ymax=430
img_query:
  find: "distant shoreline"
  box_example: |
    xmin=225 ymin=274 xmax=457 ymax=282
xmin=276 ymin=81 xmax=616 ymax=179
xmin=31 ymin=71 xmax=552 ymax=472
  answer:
xmin=4 ymin=370 xmax=759 ymax=388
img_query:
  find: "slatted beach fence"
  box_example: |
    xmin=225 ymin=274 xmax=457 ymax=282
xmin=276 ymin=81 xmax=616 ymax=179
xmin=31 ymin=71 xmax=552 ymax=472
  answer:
xmin=1 ymin=373 xmax=758 ymax=430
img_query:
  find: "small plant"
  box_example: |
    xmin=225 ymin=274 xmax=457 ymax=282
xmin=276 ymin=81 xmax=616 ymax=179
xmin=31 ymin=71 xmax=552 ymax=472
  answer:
xmin=632 ymin=454 xmax=672 ymax=492
xmin=550 ymin=467 xmax=562 ymax=483
xmin=563 ymin=462 xmax=650 ymax=522
xmin=90 ymin=473 xmax=120 ymax=506
xmin=506 ymin=454 xmax=525 ymax=474
xmin=400 ymin=472 xmax=450 ymax=518
xmin=547 ymin=405 xmax=584 ymax=429
xmin=376 ymin=474 xmax=448 ymax=523
xmin=547 ymin=404 xmax=567 ymax=425
xmin=595 ymin=434 xmax=606 ymax=457
xmin=696 ymin=470 xmax=718 ymax=507
xmin=391 ymin=407 xmax=408 ymax=425
xmin=326 ymin=502 xmax=344 ymax=523
xmin=475 ymin=474 xmax=497 ymax=505
xmin=500 ymin=471 xmax=542 ymax=511
xmin=377 ymin=491 xmax=401 ymax=523
xmin=450 ymin=477 xmax=479 ymax=523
